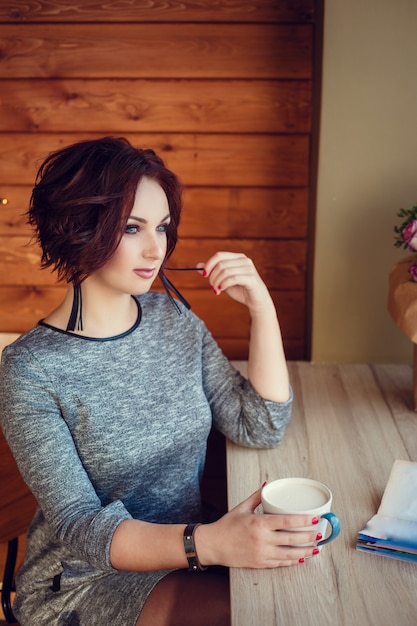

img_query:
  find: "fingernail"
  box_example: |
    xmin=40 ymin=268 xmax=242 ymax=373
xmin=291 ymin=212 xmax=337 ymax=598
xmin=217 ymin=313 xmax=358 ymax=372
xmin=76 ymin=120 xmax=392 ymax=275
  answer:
xmin=217 ymin=285 xmax=222 ymax=291
xmin=202 ymin=269 xmax=207 ymax=277
xmin=312 ymin=548 xmax=320 ymax=556
xmin=261 ymin=481 xmax=267 ymax=488
xmin=315 ymin=533 xmax=322 ymax=541
xmin=312 ymin=517 xmax=319 ymax=525
xmin=299 ymin=558 xmax=305 ymax=564
xmin=211 ymin=286 xmax=217 ymax=294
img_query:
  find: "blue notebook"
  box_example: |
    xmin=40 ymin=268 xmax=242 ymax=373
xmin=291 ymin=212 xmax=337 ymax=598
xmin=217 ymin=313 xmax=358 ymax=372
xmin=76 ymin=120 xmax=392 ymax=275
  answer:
xmin=356 ymin=460 xmax=417 ymax=563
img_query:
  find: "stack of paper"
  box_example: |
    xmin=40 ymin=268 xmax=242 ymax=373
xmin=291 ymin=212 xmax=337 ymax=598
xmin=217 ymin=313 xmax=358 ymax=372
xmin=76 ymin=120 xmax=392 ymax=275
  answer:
xmin=356 ymin=460 xmax=417 ymax=563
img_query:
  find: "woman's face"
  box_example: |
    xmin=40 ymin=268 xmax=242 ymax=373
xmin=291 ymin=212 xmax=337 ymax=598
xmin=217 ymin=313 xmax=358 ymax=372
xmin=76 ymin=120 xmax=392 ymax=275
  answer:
xmin=90 ymin=176 xmax=170 ymax=295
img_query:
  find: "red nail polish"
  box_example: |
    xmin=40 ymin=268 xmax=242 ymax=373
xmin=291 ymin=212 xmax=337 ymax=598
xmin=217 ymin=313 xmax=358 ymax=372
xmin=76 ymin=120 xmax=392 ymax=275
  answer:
xmin=211 ymin=286 xmax=217 ymax=294
xmin=312 ymin=517 xmax=319 ymax=525
xmin=315 ymin=533 xmax=322 ymax=541
xmin=202 ymin=269 xmax=207 ymax=277
xmin=261 ymin=481 xmax=267 ymax=488
xmin=299 ymin=558 xmax=305 ymax=564
xmin=312 ymin=548 xmax=320 ymax=555
xmin=217 ymin=285 xmax=222 ymax=291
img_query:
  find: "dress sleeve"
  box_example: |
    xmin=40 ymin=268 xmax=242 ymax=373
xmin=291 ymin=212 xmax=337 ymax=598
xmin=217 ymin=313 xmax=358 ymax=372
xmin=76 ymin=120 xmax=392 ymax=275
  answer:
xmin=199 ymin=324 xmax=293 ymax=448
xmin=0 ymin=345 xmax=131 ymax=571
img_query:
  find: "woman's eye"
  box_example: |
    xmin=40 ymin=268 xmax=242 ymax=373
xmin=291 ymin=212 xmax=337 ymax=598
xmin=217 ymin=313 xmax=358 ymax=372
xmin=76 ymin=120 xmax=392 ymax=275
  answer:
xmin=125 ymin=222 xmax=169 ymax=235
xmin=125 ymin=224 xmax=139 ymax=235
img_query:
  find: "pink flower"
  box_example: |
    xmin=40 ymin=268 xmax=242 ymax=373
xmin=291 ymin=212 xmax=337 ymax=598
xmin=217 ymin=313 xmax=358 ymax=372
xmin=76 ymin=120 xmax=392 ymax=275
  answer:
xmin=409 ymin=263 xmax=417 ymax=282
xmin=402 ymin=219 xmax=417 ymax=251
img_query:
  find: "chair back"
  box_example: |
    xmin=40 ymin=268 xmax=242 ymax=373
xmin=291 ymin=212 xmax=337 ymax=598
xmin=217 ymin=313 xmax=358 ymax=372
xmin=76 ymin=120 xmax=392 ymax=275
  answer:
xmin=0 ymin=333 xmax=37 ymax=543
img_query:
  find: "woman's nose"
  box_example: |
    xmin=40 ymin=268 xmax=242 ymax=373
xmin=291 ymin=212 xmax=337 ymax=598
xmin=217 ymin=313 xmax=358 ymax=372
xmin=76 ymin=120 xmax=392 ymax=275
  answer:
xmin=143 ymin=233 xmax=164 ymax=259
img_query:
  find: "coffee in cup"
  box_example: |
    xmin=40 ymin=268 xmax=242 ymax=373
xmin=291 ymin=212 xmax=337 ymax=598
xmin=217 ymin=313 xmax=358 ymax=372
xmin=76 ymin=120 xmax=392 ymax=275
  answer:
xmin=261 ymin=477 xmax=341 ymax=546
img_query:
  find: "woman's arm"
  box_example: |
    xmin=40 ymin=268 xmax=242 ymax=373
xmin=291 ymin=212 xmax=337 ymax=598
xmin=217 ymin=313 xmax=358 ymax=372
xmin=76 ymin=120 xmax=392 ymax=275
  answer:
xmin=200 ymin=252 xmax=290 ymax=402
xmin=110 ymin=519 xmax=188 ymax=571
xmin=247 ymin=298 xmax=289 ymax=402
xmin=110 ymin=487 xmax=321 ymax=571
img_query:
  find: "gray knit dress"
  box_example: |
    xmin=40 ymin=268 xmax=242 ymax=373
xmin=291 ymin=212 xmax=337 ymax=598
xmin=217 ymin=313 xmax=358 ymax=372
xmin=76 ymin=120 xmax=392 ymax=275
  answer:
xmin=0 ymin=292 xmax=292 ymax=625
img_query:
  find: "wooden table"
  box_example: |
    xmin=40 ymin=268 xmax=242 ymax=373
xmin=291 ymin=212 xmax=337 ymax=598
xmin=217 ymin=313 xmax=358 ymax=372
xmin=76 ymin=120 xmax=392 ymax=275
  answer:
xmin=227 ymin=362 xmax=417 ymax=626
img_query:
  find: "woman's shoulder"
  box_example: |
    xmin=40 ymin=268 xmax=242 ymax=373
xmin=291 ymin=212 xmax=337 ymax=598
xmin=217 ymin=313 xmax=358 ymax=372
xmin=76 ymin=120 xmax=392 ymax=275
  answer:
xmin=2 ymin=325 xmax=47 ymax=352
xmin=0 ymin=325 xmax=58 ymax=366
xmin=137 ymin=292 xmax=210 ymax=354
xmin=138 ymin=291 xmax=202 ymax=326
xmin=0 ymin=327 xmax=58 ymax=392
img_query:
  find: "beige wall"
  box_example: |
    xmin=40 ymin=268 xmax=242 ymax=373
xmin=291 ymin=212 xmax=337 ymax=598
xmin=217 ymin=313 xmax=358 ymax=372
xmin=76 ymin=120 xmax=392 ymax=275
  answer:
xmin=313 ymin=0 xmax=417 ymax=363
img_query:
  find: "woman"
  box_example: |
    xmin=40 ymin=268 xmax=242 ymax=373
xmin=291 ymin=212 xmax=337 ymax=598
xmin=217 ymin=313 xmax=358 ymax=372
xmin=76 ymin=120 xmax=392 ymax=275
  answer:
xmin=0 ymin=137 xmax=321 ymax=626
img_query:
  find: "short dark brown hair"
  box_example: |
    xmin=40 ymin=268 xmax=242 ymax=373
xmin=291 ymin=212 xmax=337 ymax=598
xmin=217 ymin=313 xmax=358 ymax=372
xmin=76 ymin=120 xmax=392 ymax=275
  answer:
xmin=28 ymin=136 xmax=182 ymax=286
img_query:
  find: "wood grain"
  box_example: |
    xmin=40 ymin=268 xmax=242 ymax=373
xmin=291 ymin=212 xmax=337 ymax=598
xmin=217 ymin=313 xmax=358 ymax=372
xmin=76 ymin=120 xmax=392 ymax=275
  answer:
xmin=0 ymin=186 xmax=309 ymax=239
xmin=219 ymin=338 xmax=304 ymax=362
xmin=227 ymin=361 xmax=417 ymax=626
xmin=0 ymin=188 xmax=32 ymax=234
xmin=0 ymin=24 xmax=312 ymax=79
xmin=0 ymin=0 xmax=315 ymax=24
xmin=0 ymin=79 xmax=312 ymax=134
xmin=0 ymin=133 xmax=310 ymax=187
xmin=0 ymin=1 xmax=320 ymax=362
xmin=181 ymin=187 xmax=309 ymax=239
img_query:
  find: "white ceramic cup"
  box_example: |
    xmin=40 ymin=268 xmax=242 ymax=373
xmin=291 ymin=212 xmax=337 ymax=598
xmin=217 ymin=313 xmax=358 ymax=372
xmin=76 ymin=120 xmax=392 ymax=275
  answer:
xmin=261 ymin=477 xmax=341 ymax=546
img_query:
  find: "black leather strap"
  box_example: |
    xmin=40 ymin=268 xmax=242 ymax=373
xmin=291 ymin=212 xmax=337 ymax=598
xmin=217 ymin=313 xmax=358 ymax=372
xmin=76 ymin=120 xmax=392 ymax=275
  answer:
xmin=183 ymin=523 xmax=208 ymax=572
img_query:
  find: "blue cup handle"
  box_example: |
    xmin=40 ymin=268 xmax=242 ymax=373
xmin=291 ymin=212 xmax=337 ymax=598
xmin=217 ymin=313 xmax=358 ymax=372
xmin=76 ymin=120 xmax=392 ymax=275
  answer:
xmin=317 ymin=512 xmax=341 ymax=546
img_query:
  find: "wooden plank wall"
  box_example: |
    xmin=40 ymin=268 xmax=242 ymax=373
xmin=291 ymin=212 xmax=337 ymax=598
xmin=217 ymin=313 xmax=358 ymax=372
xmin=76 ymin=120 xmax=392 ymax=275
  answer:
xmin=0 ymin=0 xmax=320 ymax=360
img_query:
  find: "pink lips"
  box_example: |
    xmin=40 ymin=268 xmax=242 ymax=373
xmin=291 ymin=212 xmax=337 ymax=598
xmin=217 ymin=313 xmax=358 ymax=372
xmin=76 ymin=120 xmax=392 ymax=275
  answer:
xmin=133 ymin=268 xmax=156 ymax=280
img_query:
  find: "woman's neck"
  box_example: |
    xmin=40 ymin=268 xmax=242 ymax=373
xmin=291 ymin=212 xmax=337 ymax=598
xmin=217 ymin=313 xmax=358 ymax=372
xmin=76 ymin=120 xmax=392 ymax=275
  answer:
xmin=43 ymin=285 xmax=140 ymax=338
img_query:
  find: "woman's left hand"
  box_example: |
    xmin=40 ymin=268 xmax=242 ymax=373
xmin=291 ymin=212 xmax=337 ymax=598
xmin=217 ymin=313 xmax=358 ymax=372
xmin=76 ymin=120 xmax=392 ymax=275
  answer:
xmin=199 ymin=251 xmax=273 ymax=314
xmin=200 ymin=251 xmax=289 ymax=402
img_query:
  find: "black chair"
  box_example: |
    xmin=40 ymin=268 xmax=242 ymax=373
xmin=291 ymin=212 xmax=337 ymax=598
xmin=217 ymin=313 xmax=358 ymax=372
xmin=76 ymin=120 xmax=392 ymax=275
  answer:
xmin=0 ymin=428 xmax=37 ymax=624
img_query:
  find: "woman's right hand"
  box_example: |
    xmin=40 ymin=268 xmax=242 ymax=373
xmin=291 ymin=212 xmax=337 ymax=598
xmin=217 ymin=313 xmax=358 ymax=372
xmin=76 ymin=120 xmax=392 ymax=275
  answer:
xmin=196 ymin=486 xmax=322 ymax=568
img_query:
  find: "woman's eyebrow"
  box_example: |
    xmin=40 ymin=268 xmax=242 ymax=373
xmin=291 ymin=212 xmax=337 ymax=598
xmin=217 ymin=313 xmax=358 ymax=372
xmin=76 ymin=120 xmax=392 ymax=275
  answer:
xmin=129 ymin=213 xmax=171 ymax=224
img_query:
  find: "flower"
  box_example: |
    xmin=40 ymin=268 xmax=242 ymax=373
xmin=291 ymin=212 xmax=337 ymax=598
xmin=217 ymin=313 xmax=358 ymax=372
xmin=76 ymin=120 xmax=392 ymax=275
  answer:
xmin=394 ymin=204 xmax=417 ymax=250
xmin=394 ymin=203 xmax=417 ymax=282
xmin=409 ymin=263 xmax=417 ymax=282
xmin=402 ymin=220 xmax=417 ymax=251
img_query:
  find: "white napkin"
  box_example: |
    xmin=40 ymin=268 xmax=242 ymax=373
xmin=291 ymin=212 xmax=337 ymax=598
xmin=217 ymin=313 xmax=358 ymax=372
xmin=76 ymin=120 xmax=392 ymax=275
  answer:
xmin=357 ymin=460 xmax=417 ymax=561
